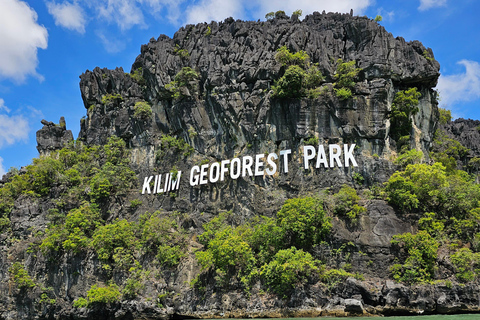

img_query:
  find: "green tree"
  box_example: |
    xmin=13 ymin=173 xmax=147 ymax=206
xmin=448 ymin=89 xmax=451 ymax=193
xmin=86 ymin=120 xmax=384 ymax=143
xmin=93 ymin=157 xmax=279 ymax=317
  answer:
xmin=260 ymin=247 xmax=318 ymax=296
xmin=276 ymin=197 xmax=331 ymax=250
xmin=391 ymin=231 xmax=439 ymax=284
xmin=389 ymin=88 xmax=421 ymax=143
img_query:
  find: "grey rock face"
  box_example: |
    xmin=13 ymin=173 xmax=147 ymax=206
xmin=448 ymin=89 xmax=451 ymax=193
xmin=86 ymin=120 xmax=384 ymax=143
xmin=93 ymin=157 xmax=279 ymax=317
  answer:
xmin=78 ymin=11 xmax=439 ymax=174
xmin=36 ymin=117 xmax=74 ymax=155
xmin=442 ymin=118 xmax=480 ymax=156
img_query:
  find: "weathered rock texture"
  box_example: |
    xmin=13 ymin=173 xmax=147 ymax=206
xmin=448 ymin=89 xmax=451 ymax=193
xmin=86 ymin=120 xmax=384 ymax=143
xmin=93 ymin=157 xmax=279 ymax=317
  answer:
xmin=3 ymin=12 xmax=477 ymax=320
xmin=36 ymin=117 xmax=74 ymax=156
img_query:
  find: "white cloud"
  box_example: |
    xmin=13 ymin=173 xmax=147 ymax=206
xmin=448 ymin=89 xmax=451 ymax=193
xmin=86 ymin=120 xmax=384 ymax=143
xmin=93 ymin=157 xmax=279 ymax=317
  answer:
xmin=0 ymin=157 xmax=5 ymax=178
xmin=418 ymin=0 xmax=447 ymax=11
xmin=184 ymin=0 xmax=373 ymax=24
xmin=0 ymin=99 xmax=30 ymax=149
xmin=436 ymin=60 xmax=480 ymax=108
xmin=0 ymin=99 xmax=11 ymax=113
xmin=185 ymin=0 xmax=245 ymax=24
xmin=0 ymin=0 xmax=48 ymax=83
xmin=96 ymin=31 xmax=127 ymax=53
xmin=96 ymin=0 xmax=146 ymax=30
xmin=254 ymin=0 xmax=372 ymax=19
xmin=46 ymin=1 xmax=87 ymax=34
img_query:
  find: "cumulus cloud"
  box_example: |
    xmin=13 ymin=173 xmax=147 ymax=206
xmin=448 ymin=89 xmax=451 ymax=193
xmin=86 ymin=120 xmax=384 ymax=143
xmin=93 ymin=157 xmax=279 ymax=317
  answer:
xmin=96 ymin=0 xmax=146 ymax=30
xmin=184 ymin=0 xmax=373 ymax=24
xmin=418 ymin=0 xmax=447 ymax=11
xmin=0 ymin=99 xmax=30 ymax=149
xmin=47 ymin=1 xmax=87 ymax=33
xmin=185 ymin=0 xmax=245 ymax=24
xmin=436 ymin=60 xmax=480 ymax=108
xmin=0 ymin=0 xmax=48 ymax=83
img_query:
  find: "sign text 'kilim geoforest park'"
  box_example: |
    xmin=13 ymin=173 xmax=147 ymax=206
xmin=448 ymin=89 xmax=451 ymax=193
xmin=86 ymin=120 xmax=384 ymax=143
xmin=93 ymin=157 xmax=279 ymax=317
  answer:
xmin=141 ymin=144 xmax=358 ymax=195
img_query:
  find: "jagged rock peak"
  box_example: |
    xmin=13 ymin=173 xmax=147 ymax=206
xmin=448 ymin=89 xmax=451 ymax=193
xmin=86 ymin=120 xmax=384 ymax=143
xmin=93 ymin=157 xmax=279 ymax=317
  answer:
xmin=77 ymin=12 xmax=440 ymax=187
xmin=36 ymin=116 xmax=73 ymax=156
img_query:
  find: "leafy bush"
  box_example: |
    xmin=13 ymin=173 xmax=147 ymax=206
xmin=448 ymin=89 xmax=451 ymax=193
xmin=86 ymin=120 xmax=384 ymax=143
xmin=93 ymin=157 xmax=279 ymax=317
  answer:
xmin=196 ymin=226 xmax=256 ymax=278
xmin=394 ymin=149 xmax=423 ymax=168
xmin=133 ymin=101 xmax=152 ymax=120
xmin=333 ymin=186 xmax=366 ymax=223
xmin=41 ymin=202 xmax=102 ymax=254
xmin=165 ymin=67 xmax=199 ymax=99
xmin=374 ymin=15 xmax=383 ymax=22
xmin=157 ymin=134 xmax=194 ymax=158
xmin=292 ymin=9 xmax=302 ymax=16
xmin=334 ymin=59 xmax=361 ymax=90
xmin=101 ymin=93 xmax=123 ymax=105
xmin=9 ymin=262 xmax=36 ymax=289
xmin=450 ymin=248 xmax=480 ymax=282
xmin=260 ymin=247 xmax=318 ymax=296
xmin=334 ymin=87 xmax=352 ymax=100
xmin=385 ymin=162 xmax=480 ymax=224
xmin=391 ymin=231 xmax=439 ymax=284
xmin=87 ymin=283 xmax=121 ymax=305
xmin=265 ymin=12 xmax=274 ymax=20
xmin=389 ymin=88 xmax=421 ymax=143
xmin=320 ymin=268 xmax=363 ymax=287
xmin=439 ymin=107 xmax=452 ymax=124
xmin=139 ymin=212 xmax=187 ymax=266
xmin=92 ymin=219 xmax=137 ymax=264
xmin=173 ymin=45 xmax=189 ymax=59
xmin=272 ymin=47 xmax=323 ymax=99
xmin=129 ymin=67 xmax=145 ymax=85
xmin=276 ymin=197 xmax=331 ymax=250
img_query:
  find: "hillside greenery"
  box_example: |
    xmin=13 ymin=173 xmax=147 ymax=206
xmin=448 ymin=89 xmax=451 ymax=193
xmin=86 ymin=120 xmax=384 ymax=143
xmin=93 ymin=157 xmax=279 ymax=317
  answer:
xmin=1 ymin=102 xmax=480 ymax=306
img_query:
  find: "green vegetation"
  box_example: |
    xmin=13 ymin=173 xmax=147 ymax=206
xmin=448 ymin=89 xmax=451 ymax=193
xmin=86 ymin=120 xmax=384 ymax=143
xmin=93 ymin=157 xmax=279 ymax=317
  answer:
xmin=423 ymin=50 xmax=434 ymax=61
xmin=129 ymin=67 xmax=145 ymax=85
xmin=333 ymin=59 xmax=362 ymax=100
xmin=133 ymin=101 xmax=153 ymax=120
xmin=450 ymin=248 xmax=480 ymax=282
xmin=275 ymin=10 xmax=286 ymax=18
xmin=391 ymin=231 xmax=439 ymax=284
xmin=74 ymin=283 xmax=121 ymax=308
xmin=439 ymin=107 xmax=452 ymax=124
xmin=9 ymin=262 xmax=36 ymax=289
xmin=292 ymin=9 xmax=302 ymax=17
xmin=173 ymin=45 xmax=189 ymax=59
xmin=430 ymin=128 xmax=469 ymax=172
xmin=333 ymin=185 xmax=366 ymax=223
xmin=195 ymin=197 xmax=338 ymax=295
xmin=272 ymin=46 xmax=324 ymax=99
xmin=394 ymin=149 xmax=423 ymax=168
xmin=165 ymin=67 xmax=199 ymax=99
xmin=260 ymin=247 xmax=317 ymax=296
xmin=374 ymin=15 xmax=383 ymax=22
xmin=205 ymin=26 xmax=211 ymax=36
xmin=388 ymin=88 xmax=421 ymax=145
xmin=101 ymin=93 xmax=123 ymax=105
xmin=265 ymin=12 xmax=274 ymax=20
xmin=157 ymin=134 xmax=194 ymax=159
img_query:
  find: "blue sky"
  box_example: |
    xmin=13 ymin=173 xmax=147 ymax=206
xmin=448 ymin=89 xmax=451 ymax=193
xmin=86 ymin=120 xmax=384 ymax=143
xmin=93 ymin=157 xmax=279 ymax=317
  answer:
xmin=0 ymin=0 xmax=479 ymax=176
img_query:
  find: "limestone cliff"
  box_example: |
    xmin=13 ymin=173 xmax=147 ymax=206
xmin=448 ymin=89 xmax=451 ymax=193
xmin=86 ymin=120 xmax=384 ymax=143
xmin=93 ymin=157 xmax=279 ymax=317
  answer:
xmin=3 ymin=12 xmax=477 ymax=320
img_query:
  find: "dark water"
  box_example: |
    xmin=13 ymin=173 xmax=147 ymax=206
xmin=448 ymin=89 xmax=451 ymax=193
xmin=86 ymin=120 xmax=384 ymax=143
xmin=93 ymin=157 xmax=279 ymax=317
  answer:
xmin=210 ymin=316 xmax=480 ymax=320
xmin=288 ymin=316 xmax=480 ymax=320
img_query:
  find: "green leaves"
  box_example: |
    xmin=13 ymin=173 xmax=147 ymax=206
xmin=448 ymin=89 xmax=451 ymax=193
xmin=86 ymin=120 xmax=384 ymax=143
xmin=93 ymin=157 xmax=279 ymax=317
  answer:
xmin=272 ymin=46 xmax=324 ymax=99
xmin=391 ymin=231 xmax=439 ymax=284
xmin=260 ymin=247 xmax=318 ymax=296
xmin=277 ymin=197 xmax=331 ymax=249
xmin=389 ymin=87 xmax=421 ymax=143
